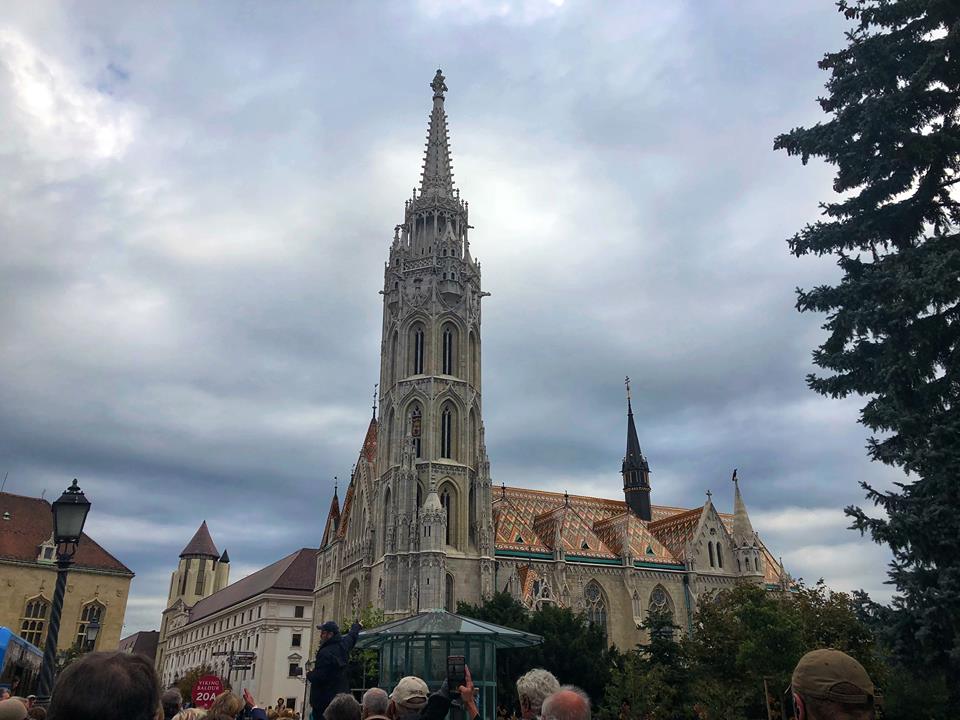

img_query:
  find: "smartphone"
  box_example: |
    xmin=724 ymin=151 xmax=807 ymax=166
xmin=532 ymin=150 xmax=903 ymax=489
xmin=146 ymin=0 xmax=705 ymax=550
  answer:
xmin=447 ymin=655 xmax=466 ymax=688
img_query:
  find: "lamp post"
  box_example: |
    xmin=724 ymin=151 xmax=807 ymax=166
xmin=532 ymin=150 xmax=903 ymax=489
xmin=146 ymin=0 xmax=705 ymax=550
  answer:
xmin=84 ymin=620 xmax=101 ymax=651
xmin=35 ymin=479 xmax=92 ymax=705
xmin=301 ymin=659 xmax=313 ymax=718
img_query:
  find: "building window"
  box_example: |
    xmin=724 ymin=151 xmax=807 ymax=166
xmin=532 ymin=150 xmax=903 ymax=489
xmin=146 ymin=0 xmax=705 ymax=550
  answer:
xmin=440 ymin=406 xmax=452 ymax=459
xmin=20 ymin=596 xmax=49 ymax=647
xmin=286 ymin=699 xmax=297 ymax=711
xmin=649 ymin=586 xmax=675 ymax=638
xmin=76 ymin=601 xmax=105 ymax=652
xmin=708 ymin=542 xmax=715 ymax=568
xmin=717 ymin=544 xmax=723 ymax=569
xmin=410 ymin=406 xmax=422 ymax=457
xmin=288 ymin=663 xmax=300 ymax=677
xmin=412 ymin=326 xmax=425 ymax=374
xmin=42 ymin=547 xmax=54 ymax=561
xmin=292 ymin=633 xmax=302 ymax=647
xmin=583 ymin=582 xmax=607 ymax=640
xmin=445 ymin=573 xmax=455 ymax=613
xmin=294 ymin=606 xmax=304 ymax=619
xmin=195 ymin=560 xmax=206 ymax=596
xmin=442 ymin=326 xmax=455 ymax=375
xmin=754 ymin=556 xmax=760 ymax=572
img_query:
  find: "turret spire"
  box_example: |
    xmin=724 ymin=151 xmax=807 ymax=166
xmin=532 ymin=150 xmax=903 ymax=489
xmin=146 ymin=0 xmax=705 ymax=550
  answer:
xmin=622 ymin=377 xmax=652 ymax=521
xmin=732 ymin=469 xmax=756 ymax=544
xmin=420 ymin=69 xmax=455 ymax=200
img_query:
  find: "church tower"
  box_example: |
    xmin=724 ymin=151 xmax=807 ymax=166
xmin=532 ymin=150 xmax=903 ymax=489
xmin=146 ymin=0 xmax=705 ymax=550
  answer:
xmin=622 ymin=378 xmax=652 ymax=521
xmin=731 ymin=471 xmax=763 ymax=577
xmin=377 ymin=69 xmax=494 ymax=615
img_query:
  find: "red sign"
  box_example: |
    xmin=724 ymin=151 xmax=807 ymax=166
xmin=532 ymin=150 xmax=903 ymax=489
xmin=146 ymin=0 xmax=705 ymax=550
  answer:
xmin=192 ymin=675 xmax=224 ymax=709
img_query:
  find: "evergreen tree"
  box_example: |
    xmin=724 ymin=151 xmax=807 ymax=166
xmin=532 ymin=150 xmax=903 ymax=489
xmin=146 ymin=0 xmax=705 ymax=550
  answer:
xmin=774 ymin=0 xmax=960 ymax=700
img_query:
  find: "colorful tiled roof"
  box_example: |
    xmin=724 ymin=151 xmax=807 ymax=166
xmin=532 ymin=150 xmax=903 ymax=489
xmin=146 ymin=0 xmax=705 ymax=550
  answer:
xmin=593 ymin=511 xmax=675 ymax=563
xmin=531 ymin=502 xmax=614 ymax=558
xmin=0 ymin=492 xmax=133 ymax=575
xmin=647 ymin=506 xmax=704 ymax=562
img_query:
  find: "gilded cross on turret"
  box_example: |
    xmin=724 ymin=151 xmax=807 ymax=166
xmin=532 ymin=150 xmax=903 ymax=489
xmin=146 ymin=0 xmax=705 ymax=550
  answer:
xmin=431 ymin=68 xmax=447 ymax=98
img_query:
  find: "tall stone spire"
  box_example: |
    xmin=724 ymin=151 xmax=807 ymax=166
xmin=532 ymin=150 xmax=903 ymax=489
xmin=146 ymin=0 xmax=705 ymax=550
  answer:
xmin=622 ymin=377 xmax=652 ymax=521
xmin=731 ymin=469 xmax=756 ymax=544
xmin=420 ymin=69 xmax=455 ymax=201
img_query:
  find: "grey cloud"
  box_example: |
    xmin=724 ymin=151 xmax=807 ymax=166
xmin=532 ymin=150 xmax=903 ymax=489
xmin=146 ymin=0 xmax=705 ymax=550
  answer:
xmin=0 ymin=1 xmax=897 ymax=632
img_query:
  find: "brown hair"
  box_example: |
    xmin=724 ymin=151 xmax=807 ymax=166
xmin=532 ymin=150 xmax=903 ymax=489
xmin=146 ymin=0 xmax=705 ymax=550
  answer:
xmin=207 ymin=692 xmax=244 ymax=719
xmin=47 ymin=651 xmax=160 ymax=720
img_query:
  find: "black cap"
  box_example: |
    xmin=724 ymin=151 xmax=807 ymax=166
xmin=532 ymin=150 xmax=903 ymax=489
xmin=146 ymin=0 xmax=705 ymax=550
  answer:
xmin=317 ymin=621 xmax=339 ymax=634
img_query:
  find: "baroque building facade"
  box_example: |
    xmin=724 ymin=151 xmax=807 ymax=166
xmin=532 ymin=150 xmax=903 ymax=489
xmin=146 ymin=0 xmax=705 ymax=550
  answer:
xmin=314 ymin=71 xmax=786 ymax=649
xmin=155 ymin=522 xmax=316 ymax=710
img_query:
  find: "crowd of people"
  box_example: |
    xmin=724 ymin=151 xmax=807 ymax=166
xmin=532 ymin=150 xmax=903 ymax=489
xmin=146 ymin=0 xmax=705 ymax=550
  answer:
xmin=0 ymin=627 xmax=877 ymax=720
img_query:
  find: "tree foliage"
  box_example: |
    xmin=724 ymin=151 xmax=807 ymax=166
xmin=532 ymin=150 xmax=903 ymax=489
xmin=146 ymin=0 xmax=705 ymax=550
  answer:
xmin=457 ymin=591 xmax=613 ymax=713
xmin=774 ymin=0 xmax=960 ymax=701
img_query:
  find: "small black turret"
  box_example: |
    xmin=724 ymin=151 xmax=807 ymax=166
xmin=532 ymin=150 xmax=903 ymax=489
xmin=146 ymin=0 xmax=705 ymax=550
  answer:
xmin=622 ymin=377 xmax=652 ymax=521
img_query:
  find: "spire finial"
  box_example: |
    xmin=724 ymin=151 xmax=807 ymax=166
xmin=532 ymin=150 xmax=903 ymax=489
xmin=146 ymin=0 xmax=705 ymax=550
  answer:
xmin=625 ymin=376 xmax=632 ymax=404
xmin=372 ymin=383 xmax=379 ymax=420
xmin=501 ymin=482 xmax=506 ymax=499
xmin=706 ymin=489 xmax=713 ymax=501
xmin=564 ymin=490 xmax=570 ymax=507
xmin=333 ymin=476 xmax=338 ymax=497
xmin=731 ymin=468 xmax=738 ymax=485
xmin=431 ymin=68 xmax=447 ymax=99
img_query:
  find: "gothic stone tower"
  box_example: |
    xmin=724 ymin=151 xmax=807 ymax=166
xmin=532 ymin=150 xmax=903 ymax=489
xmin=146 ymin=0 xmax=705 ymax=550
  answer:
xmin=376 ymin=70 xmax=494 ymax=615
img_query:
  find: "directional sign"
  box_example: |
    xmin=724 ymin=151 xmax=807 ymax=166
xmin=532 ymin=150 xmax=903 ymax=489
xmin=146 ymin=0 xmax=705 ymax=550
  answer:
xmin=192 ymin=675 xmax=224 ymax=709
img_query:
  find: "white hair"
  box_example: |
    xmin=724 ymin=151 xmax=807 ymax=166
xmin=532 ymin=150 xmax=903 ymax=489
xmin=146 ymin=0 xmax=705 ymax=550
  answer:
xmin=360 ymin=687 xmax=388 ymax=717
xmin=516 ymin=668 xmax=561 ymax=714
xmin=541 ymin=686 xmax=591 ymax=720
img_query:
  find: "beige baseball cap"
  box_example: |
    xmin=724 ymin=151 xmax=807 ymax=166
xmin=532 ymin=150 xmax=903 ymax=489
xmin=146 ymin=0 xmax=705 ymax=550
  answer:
xmin=791 ymin=649 xmax=874 ymax=704
xmin=391 ymin=676 xmax=429 ymax=708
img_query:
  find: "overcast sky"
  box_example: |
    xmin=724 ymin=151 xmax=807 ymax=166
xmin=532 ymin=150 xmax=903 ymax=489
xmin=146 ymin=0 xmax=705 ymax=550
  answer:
xmin=0 ymin=0 xmax=901 ymax=637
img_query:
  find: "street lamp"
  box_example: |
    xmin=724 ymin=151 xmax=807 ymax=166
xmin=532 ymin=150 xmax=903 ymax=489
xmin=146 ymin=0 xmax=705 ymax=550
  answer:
xmin=301 ymin=659 xmax=313 ymax=718
xmin=35 ymin=479 xmax=92 ymax=705
xmin=84 ymin=620 xmax=101 ymax=650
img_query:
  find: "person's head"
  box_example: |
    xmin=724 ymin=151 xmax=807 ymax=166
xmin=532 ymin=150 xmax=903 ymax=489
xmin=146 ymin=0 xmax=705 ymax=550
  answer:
xmin=172 ymin=710 xmax=206 ymax=720
xmin=162 ymin=689 xmax=183 ymax=720
xmin=360 ymin=688 xmax=389 ymax=719
xmin=790 ymin=649 xmax=875 ymax=720
xmin=387 ymin=676 xmax=428 ymax=720
xmin=517 ymin=669 xmax=560 ymax=719
xmin=541 ymin=686 xmax=591 ymax=720
xmin=206 ymin=692 xmax=244 ymax=720
xmin=323 ymin=694 xmax=360 ymax=720
xmin=317 ymin=621 xmax=340 ymax=644
xmin=0 ymin=699 xmax=28 ymax=720
xmin=0 ymin=692 xmax=10 ymax=702
xmin=47 ymin=651 xmax=160 ymax=720
xmin=26 ymin=706 xmax=45 ymax=720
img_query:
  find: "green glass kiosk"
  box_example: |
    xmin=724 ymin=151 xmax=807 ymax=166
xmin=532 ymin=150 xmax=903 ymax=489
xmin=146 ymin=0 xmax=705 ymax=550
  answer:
xmin=355 ymin=610 xmax=542 ymax=719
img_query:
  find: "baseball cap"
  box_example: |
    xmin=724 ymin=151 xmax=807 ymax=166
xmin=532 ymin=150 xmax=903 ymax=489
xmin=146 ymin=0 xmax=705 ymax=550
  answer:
xmin=391 ymin=676 xmax=429 ymax=708
xmin=791 ymin=649 xmax=874 ymax=704
xmin=317 ymin=621 xmax=339 ymax=634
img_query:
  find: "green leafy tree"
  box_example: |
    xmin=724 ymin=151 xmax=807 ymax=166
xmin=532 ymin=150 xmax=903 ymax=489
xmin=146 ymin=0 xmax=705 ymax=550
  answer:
xmin=345 ymin=604 xmax=385 ymax=690
xmin=774 ymin=0 xmax=960 ymax=701
xmin=174 ymin=663 xmax=218 ymax=704
xmin=599 ymin=609 xmax=693 ymax=720
xmin=458 ymin=592 xmax=613 ymax=713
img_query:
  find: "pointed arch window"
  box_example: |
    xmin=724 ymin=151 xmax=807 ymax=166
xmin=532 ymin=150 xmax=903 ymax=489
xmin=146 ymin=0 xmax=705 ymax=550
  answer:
xmin=583 ymin=582 xmax=607 ymax=640
xmin=708 ymin=542 xmax=715 ymax=568
xmin=754 ymin=556 xmax=759 ymax=572
xmin=717 ymin=544 xmax=723 ymax=569
xmin=76 ymin=601 xmax=105 ymax=652
xmin=440 ymin=406 xmax=453 ymax=459
xmin=649 ymin=585 xmax=674 ymax=638
xmin=441 ymin=488 xmax=452 ymax=545
xmin=632 ymin=590 xmax=642 ymax=617
xmin=411 ymin=325 xmax=425 ymax=375
xmin=411 ymin=405 xmax=422 ymax=457
xmin=20 ymin=596 xmax=49 ymax=647
xmin=442 ymin=326 xmax=455 ymax=375
xmin=445 ymin=573 xmax=455 ymax=612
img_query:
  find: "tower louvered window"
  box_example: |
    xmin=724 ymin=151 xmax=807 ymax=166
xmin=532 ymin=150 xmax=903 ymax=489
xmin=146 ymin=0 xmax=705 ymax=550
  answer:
xmin=413 ymin=328 xmax=425 ymax=374
xmin=442 ymin=327 xmax=454 ymax=375
xmin=441 ymin=407 xmax=452 ymax=458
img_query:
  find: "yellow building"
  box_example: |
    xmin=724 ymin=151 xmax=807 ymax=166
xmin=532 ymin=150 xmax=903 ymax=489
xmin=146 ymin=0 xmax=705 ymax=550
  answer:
xmin=0 ymin=491 xmax=134 ymax=652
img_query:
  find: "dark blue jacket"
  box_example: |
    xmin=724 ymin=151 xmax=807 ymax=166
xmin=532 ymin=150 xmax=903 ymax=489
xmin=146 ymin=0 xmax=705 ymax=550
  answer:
xmin=306 ymin=622 xmax=361 ymax=715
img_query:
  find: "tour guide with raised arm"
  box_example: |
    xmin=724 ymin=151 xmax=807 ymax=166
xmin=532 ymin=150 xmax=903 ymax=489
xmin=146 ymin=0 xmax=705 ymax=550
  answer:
xmin=307 ymin=620 xmax=362 ymax=719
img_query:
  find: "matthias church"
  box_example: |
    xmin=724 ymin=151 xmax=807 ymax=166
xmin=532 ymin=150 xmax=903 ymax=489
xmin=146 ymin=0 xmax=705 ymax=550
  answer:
xmin=314 ymin=70 xmax=785 ymax=648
